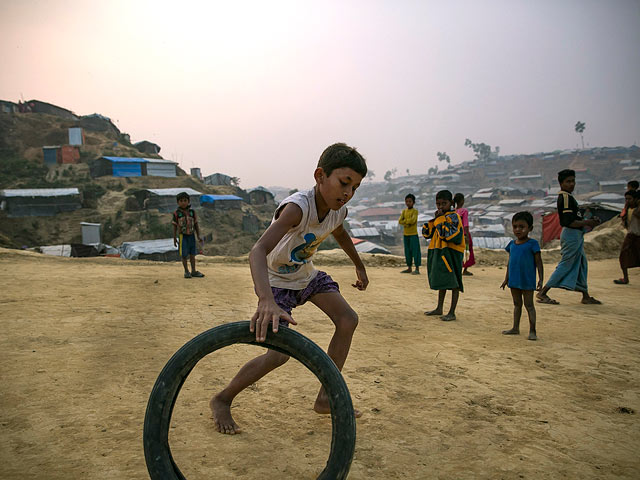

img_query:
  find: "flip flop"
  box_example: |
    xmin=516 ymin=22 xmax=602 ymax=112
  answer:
xmin=536 ymin=297 xmax=559 ymax=305
xmin=613 ymin=279 xmax=629 ymax=285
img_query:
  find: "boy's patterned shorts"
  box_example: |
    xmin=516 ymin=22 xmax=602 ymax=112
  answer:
xmin=271 ymin=271 xmax=340 ymax=325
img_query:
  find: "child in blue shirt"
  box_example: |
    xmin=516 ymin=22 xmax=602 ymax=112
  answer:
xmin=500 ymin=211 xmax=544 ymax=340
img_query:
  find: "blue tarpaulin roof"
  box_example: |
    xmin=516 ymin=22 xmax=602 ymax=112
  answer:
xmin=200 ymin=194 xmax=243 ymax=203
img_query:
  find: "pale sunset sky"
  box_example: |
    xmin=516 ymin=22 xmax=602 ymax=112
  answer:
xmin=1 ymin=0 xmax=639 ymax=189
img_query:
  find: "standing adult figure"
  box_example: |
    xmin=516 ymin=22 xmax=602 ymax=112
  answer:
xmin=536 ymin=169 xmax=602 ymax=305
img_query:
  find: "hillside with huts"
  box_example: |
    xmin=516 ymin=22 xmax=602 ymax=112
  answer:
xmin=343 ymin=144 xmax=639 ymax=256
xmin=1 ymin=98 xmax=638 ymax=260
xmin=0 ymin=99 xmax=277 ymax=258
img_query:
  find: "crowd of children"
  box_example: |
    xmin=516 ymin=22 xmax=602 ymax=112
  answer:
xmin=166 ymin=144 xmax=637 ymax=435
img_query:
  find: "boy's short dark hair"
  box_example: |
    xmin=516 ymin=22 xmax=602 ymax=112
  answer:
xmin=176 ymin=191 xmax=190 ymax=202
xmin=512 ymin=211 xmax=534 ymax=228
xmin=558 ymin=169 xmax=575 ymax=184
xmin=318 ymin=143 xmax=367 ymax=178
xmin=436 ymin=190 xmax=453 ymax=202
xmin=405 ymin=193 xmax=416 ymax=202
xmin=628 ymin=180 xmax=639 ymax=190
xmin=453 ymin=192 xmax=464 ymax=207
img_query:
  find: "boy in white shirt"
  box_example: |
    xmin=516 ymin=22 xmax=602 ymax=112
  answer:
xmin=211 ymin=143 xmax=368 ymax=434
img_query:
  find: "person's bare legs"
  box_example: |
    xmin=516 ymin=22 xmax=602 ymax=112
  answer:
xmin=503 ymin=288 xmax=522 ymax=335
xmin=308 ymin=292 xmax=362 ymax=417
xmin=189 ymin=254 xmax=197 ymax=272
xmin=210 ymin=349 xmax=290 ymax=434
xmin=441 ymin=289 xmax=459 ymax=321
xmin=523 ymin=290 xmax=537 ymax=340
xmin=181 ymin=256 xmax=189 ymax=274
xmin=425 ymin=290 xmax=446 ymax=315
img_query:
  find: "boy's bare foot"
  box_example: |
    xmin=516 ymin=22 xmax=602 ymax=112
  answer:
xmin=462 ymin=270 xmax=473 ymax=276
xmin=440 ymin=313 xmax=456 ymax=321
xmin=528 ymin=332 xmax=538 ymax=341
xmin=424 ymin=309 xmax=443 ymax=316
xmin=313 ymin=399 xmax=363 ymax=418
xmin=502 ymin=328 xmax=519 ymax=335
xmin=581 ymin=296 xmax=602 ymax=305
xmin=400 ymin=268 xmax=412 ymax=273
xmin=210 ymin=395 xmax=241 ymax=435
xmin=411 ymin=270 xmax=420 ymax=275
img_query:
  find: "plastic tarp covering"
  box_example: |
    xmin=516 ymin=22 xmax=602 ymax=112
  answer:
xmin=112 ymin=162 xmax=142 ymax=177
xmin=354 ymin=241 xmax=391 ymax=254
xmin=200 ymin=194 xmax=243 ymax=203
xmin=120 ymin=238 xmax=177 ymax=260
xmin=39 ymin=245 xmax=72 ymax=256
xmin=146 ymin=188 xmax=201 ymax=196
xmin=472 ymin=237 xmax=512 ymax=249
xmin=542 ymin=212 xmax=562 ymax=244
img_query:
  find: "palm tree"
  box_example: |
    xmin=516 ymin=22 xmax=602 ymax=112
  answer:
xmin=575 ymin=121 xmax=586 ymax=149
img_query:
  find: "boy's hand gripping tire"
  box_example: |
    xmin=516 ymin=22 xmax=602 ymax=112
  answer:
xmin=143 ymin=321 xmax=356 ymax=480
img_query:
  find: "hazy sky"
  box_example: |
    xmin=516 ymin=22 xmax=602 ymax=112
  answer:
xmin=1 ymin=0 xmax=639 ymax=189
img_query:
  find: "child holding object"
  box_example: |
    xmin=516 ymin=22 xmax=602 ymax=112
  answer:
xmin=422 ymin=190 xmax=465 ymax=321
xmin=172 ymin=191 xmax=204 ymax=278
xmin=398 ymin=193 xmax=421 ymax=274
xmin=501 ymin=212 xmax=544 ymax=340
xmin=211 ymin=143 xmax=369 ymax=435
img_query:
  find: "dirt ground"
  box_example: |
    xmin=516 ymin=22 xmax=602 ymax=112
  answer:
xmin=0 ymin=248 xmax=638 ymax=479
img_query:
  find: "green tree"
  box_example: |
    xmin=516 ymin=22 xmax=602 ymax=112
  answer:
xmin=464 ymin=139 xmax=498 ymax=163
xmin=575 ymin=121 xmax=586 ymax=149
xmin=384 ymin=168 xmax=397 ymax=182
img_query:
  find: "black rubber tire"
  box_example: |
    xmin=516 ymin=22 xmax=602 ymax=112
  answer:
xmin=143 ymin=321 xmax=356 ymax=480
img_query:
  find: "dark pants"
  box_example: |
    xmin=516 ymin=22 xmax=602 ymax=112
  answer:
xmin=403 ymin=234 xmax=421 ymax=268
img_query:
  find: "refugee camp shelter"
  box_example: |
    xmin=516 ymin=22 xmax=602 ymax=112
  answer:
xmin=0 ymin=99 xmax=19 ymax=113
xmin=90 ymin=157 xmax=178 ymax=178
xmin=351 ymin=238 xmax=391 ymax=254
xmin=200 ymin=194 xmax=243 ymax=210
xmin=81 ymin=222 xmax=101 ymax=244
xmin=134 ymin=188 xmax=202 ymax=212
xmin=134 ymin=141 xmax=161 ymax=154
xmin=68 ymin=128 xmax=84 ymax=145
xmin=120 ymin=238 xmax=179 ymax=261
xmin=42 ymin=145 xmax=80 ymax=165
xmin=204 ymin=173 xmax=233 ymax=186
xmin=0 ymin=188 xmax=82 ymax=217
xmin=598 ymin=180 xmax=627 ymax=193
xmin=190 ymin=168 xmax=202 ymax=180
xmin=358 ymin=207 xmax=399 ymax=222
xmin=248 ymin=186 xmax=275 ymax=205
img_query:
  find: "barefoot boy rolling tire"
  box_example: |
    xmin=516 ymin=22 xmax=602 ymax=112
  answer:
xmin=211 ymin=143 xmax=369 ymax=435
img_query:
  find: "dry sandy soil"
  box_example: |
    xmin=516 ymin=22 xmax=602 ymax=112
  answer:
xmin=0 ymin=248 xmax=638 ymax=479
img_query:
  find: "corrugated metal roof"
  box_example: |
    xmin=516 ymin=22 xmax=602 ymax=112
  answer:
xmin=350 ymin=227 xmax=380 ymax=237
xmin=1 ymin=188 xmax=80 ymax=197
xmin=102 ymin=156 xmax=177 ymax=164
xmin=146 ymin=188 xmax=202 ymax=196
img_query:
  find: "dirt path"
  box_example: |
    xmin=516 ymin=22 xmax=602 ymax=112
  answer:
xmin=0 ymin=248 xmax=638 ymax=479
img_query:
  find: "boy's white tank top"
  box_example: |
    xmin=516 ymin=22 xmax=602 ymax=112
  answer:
xmin=267 ymin=187 xmax=347 ymax=290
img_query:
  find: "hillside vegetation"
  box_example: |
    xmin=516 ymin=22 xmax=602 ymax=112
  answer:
xmin=0 ymin=111 xmax=273 ymax=252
